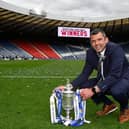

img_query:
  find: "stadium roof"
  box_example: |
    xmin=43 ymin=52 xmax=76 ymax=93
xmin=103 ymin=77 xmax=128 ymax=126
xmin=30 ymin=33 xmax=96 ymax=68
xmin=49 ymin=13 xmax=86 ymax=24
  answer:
xmin=0 ymin=0 xmax=129 ymax=41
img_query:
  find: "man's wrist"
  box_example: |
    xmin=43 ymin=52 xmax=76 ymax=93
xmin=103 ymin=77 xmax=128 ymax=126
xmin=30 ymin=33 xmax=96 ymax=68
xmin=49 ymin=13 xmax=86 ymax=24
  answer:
xmin=92 ymin=86 xmax=101 ymax=95
xmin=92 ymin=87 xmax=97 ymax=95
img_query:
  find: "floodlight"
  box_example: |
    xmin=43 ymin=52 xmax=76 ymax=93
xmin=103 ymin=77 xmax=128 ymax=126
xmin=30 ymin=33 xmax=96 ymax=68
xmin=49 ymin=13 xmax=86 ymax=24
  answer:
xmin=29 ymin=8 xmax=47 ymax=17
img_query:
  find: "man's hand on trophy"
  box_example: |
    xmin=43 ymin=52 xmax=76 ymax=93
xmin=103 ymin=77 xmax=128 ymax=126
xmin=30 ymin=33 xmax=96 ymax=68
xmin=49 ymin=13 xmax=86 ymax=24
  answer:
xmin=80 ymin=88 xmax=94 ymax=100
xmin=54 ymin=85 xmax=65 ymax=92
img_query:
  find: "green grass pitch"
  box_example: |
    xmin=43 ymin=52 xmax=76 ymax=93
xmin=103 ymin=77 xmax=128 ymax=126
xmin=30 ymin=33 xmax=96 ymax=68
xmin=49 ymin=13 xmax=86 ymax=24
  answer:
xmin=0 ymin=60 xmax=128 ymax=129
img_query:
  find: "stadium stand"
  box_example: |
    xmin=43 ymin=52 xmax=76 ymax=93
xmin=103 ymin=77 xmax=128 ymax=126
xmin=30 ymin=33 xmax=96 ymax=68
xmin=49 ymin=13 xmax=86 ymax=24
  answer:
xmin=67 ymin=45 xmax=86 ymax=59
xmin=50 ymin=43 xmax=86 ymax=60
xmin=0 ymin=39 xmax=86 ymax=60
xmin=12 ymin=40 xmax=48 ymax=59
xmin=0 ymin=44 xmax=15 ymax=59
xmin=32 ymin=42 xmax=62 ymax=59
xmin=51 ymin=44 xmax=74 ymax=59
xmin=1 ymin=38 xmax=129 ymax=61
xmin=0 ymin=40 xmax=32 ymax=60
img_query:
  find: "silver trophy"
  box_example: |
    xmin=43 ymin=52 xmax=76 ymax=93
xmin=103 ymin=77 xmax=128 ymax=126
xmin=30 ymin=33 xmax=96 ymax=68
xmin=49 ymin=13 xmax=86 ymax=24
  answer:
xmin=50 ymin=79 xmax=91 ymax=126
xmin=62 ymin=79 xmax=74 ymax=121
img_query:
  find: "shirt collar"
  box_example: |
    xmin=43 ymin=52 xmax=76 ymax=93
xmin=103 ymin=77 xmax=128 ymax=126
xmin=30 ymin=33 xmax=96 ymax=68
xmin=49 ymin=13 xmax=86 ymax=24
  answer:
xmin=100 ymin=48 xmax=106 ymax=56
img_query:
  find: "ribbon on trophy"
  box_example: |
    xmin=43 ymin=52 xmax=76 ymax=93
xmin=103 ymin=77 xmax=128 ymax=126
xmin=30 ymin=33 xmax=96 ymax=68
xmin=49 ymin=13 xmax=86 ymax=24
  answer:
xmin=50 ymin=82 xmax=91 ymax=126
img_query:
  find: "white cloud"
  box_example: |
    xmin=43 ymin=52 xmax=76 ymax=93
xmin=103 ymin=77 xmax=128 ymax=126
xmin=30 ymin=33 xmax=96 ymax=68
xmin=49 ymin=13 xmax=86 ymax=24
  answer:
xmin=1 ymin=0 xmax=129 ymax=21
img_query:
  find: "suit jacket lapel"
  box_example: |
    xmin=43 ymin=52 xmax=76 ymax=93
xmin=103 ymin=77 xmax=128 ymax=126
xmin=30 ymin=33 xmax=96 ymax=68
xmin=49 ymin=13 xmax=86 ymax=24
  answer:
xmin=103 ymin=42 xmax=111 ymax=76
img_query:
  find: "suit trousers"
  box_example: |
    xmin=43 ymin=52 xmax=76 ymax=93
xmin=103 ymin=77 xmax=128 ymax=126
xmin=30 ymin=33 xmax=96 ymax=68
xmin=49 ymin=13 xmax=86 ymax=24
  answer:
xmin=80 ymin=78 xmax=129 ymax=111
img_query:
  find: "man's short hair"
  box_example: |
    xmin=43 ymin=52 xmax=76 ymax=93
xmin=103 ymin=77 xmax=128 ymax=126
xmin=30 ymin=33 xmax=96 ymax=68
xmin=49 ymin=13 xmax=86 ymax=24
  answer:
xmin=90 ymin=28 xmax=106 ymax=37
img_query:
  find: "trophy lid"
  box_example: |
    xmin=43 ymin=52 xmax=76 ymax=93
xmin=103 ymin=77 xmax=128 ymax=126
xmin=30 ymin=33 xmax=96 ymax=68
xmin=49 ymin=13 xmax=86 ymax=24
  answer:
xmin=63 ymin=79 xmax=74 ymax=94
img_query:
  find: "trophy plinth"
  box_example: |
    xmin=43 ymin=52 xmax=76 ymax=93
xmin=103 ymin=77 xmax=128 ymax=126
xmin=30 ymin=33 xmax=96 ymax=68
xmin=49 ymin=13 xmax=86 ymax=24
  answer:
xmin=62 ymin=80 xmax=74 ymax=120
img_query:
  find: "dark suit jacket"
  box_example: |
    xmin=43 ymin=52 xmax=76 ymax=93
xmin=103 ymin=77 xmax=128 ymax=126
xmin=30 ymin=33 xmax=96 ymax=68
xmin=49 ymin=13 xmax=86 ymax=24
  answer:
xmin=71 ymin=42 xmax=129 ymax=92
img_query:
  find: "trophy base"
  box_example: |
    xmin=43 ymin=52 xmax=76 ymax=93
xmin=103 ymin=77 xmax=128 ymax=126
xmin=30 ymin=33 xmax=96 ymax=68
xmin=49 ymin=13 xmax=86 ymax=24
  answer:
xmin=63 ymin=119 xmax=72 ymax=126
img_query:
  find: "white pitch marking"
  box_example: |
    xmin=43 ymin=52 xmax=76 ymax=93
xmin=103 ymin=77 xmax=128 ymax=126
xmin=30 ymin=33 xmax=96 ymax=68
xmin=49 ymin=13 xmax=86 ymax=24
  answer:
xmin=0 ymin=75 xmax=76 ymax=79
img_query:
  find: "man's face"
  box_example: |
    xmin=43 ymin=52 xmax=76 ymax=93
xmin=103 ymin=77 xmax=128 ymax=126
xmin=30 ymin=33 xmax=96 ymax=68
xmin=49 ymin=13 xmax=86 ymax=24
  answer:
xmin=90 ymin=32 xmax=108 ymax=52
